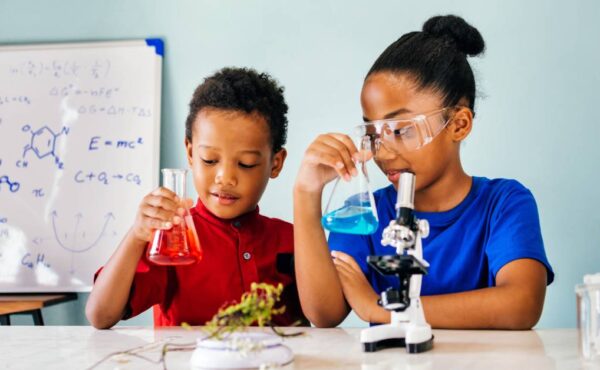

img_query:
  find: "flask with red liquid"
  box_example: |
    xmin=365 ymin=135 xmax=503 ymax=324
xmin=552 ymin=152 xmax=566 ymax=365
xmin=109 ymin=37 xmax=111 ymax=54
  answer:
xmin=147 ymin=168 xmax=203 ymax=265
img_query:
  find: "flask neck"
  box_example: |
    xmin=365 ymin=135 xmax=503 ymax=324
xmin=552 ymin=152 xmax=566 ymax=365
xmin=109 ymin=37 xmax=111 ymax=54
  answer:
xmin=161 ymin=169 xmax=187 ymax=199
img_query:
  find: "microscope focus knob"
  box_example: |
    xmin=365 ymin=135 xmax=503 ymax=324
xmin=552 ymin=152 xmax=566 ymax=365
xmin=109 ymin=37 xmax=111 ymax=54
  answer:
xmin=418 ymin=219 xmax=430 ymax=239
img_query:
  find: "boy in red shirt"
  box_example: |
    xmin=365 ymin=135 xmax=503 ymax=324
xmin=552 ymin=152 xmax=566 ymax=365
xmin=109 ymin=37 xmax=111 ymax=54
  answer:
xmin=86 ymin=67 xmax=306 ymax=328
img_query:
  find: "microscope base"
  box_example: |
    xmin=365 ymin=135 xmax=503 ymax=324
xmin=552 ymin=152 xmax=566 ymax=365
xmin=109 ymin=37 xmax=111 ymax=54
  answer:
xmin=361 ymin=323 xmax=433 ymax=353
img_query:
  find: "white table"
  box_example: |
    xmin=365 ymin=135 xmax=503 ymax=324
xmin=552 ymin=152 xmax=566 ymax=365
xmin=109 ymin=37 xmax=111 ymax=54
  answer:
xmin=0 ymin=326 xmax=597 ymax=369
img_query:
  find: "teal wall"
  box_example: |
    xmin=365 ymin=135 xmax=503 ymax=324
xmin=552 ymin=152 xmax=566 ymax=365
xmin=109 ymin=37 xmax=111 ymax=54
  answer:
xmin=1 ymin=0 xmax=599 ymax=329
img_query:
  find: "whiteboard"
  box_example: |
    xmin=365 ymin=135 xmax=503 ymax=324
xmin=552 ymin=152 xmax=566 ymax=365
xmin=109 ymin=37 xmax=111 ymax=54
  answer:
xmin=0 ymin=40 xmax=162 ymax=292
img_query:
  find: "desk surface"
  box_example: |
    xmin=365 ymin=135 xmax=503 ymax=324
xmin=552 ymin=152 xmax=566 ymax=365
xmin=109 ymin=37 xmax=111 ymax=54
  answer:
xmin=0 ymin=326 xmax=597 ymax=370
xmin=0 ymin=294 xmax=77 ymax=315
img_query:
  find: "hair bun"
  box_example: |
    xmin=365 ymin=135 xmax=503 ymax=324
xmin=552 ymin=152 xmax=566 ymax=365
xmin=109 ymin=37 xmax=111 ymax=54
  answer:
xmin=423 ymin=15 xmax=485 ymax=56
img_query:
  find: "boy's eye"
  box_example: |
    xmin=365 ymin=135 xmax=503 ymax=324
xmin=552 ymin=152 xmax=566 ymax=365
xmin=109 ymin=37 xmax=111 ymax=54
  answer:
xmin=239 ymin=162 xmax=258 ymax=169
xmin=201 ymin=158 xmax=217 ymax=165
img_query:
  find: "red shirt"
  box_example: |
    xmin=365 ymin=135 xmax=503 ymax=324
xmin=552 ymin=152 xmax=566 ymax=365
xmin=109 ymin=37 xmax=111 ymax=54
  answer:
xmin=96 ymin=200 xmax=305 ymax=327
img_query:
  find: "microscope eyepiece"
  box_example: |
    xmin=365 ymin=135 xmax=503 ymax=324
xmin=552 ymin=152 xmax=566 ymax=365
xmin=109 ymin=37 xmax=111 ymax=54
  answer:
xmin=394 ymin=171 xmax=416 ymax=228
xmin=396 ymin=171 xmax=415 ymax=211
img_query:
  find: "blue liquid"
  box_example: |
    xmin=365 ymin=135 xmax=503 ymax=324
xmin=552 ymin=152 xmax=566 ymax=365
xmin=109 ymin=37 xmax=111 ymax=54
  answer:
xmin=322 ymin=206 xmax=379 ymax=235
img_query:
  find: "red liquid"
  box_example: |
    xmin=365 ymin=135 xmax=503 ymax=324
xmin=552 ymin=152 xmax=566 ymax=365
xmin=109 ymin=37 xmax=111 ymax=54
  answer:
xmin=147 ymin=216 xmax=203 ymax=266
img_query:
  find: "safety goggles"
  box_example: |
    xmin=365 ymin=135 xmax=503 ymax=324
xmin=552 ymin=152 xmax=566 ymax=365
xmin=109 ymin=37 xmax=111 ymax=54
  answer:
xmin=355 ymin=107 xmax=460 ymax=155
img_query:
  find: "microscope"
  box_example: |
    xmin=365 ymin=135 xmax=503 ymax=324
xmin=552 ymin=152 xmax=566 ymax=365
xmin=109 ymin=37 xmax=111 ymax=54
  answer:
xmin=360 ymin=171 xmax=434 ymax=353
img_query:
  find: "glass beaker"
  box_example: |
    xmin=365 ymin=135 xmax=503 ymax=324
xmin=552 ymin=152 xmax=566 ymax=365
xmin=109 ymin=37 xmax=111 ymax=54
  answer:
xmin=147 ymin=168 xmax=203 ymax=266
xmin=576 ymin=273 xmax=600 ymax=361
xmin=321 ymin=136 xmax=379 ymax=235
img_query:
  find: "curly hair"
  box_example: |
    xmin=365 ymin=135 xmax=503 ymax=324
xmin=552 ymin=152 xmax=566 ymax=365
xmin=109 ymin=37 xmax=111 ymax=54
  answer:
xmin=185 ymin=67 xmax=288 ymax=153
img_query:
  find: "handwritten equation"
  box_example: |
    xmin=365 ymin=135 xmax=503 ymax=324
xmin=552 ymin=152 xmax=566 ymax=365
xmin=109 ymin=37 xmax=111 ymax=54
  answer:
xmin=0 ymin=95 xmax=31 ymax=106
xmin=74 ymin=170 xmax=142 ymax=186
xmin=89 ymin=136 xmax=143 ymax=151
xmin=8 ymin=59 xmax=111 ymax=79
xmin=49 ymin=84 xmax=119 ymax=99
xmin=77 ymin=104 xmax=152 ymax=118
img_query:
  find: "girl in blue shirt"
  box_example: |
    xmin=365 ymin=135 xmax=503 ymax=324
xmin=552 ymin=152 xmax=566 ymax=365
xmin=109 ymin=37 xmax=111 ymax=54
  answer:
xmin=294 ymin=15 xmax=553 ymax=329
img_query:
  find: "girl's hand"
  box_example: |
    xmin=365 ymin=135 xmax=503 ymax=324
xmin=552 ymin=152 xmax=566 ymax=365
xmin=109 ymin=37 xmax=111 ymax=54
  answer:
xmin=130 ymin=187 xmax=192 ymax=243
xmin=295 ymin=133 xmax=360 ymax=194
xmin=331 ymin=250 xmax=382 ymax=323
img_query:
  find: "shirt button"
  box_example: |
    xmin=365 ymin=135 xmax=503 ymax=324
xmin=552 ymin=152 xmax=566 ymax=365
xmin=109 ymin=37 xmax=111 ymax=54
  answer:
xmin=233 ymin=221 xmax=241 ymax=228
xmin=243 ymin=252 xmax=251 ymax=261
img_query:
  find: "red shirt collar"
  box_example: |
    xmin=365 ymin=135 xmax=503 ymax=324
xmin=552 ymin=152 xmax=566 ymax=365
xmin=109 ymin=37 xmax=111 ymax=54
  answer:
xmin=192 ymin=199 xmax=260 ymax=228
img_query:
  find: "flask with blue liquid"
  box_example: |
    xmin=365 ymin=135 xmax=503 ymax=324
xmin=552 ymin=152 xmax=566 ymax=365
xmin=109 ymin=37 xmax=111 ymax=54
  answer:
xmin=321 ymin=136 xmax=379 ymax=235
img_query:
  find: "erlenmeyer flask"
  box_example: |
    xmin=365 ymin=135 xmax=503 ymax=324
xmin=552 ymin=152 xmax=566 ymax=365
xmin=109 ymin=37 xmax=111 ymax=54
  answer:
xmin=147 ymin=168 xmax=203 ymax=265
xmin=321 ymin=136 xmax=379 ymax=235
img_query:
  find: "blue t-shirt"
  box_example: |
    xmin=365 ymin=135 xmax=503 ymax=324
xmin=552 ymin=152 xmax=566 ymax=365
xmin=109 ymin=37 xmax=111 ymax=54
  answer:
xmin=328 ymin=176 xmax=554 ymax=296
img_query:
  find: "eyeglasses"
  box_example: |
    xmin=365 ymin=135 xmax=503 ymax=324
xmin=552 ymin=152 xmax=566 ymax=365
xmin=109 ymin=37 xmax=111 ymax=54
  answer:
xmin=355 ymin=107 xmax=461 ymax=155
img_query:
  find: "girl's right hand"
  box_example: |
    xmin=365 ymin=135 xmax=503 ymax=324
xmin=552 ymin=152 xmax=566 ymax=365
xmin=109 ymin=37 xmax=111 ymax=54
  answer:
xmin=130 ymin=187 xmax=190 ymax=243
xmin=295 ymin=133 xmax=360 ymax=194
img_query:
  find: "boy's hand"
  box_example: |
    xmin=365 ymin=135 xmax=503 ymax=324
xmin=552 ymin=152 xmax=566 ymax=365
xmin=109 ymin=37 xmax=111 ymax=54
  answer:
xmin=331 ymin=250 xmax=383 ymax=323
xmin=295 ymin=133 xmax=360 ymax=194
xmin=130 ymin=187 xmax=192 ymax=243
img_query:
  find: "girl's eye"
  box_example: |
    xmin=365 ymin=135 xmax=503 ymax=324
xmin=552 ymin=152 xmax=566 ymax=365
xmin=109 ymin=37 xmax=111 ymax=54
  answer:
xmin=239 ymin=162 xmax=258 ymax=169
xmin=201 ymin=158 xmax=217 ymax=165
xmin=396 ymin=126 xmax=416 ymax=138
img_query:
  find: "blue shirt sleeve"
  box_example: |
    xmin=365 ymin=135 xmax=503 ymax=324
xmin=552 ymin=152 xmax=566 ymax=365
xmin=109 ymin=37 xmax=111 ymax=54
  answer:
xmin=485 ymin=183 xmax=554 ymax=285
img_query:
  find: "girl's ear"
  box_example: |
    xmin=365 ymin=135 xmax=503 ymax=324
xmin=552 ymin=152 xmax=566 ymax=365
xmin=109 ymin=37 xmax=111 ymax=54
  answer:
xmin=185 ymin=137 xmax=193 ymax=166
xmin=449 ymin=106 xmax=473 ymax=142
xmin=270 ymin=148 xmax=287 ymax=178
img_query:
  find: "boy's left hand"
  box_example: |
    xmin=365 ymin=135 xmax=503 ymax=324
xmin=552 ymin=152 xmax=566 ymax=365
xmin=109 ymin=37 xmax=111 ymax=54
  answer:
xmin=331 ymin=250 xmax=382 ymax=323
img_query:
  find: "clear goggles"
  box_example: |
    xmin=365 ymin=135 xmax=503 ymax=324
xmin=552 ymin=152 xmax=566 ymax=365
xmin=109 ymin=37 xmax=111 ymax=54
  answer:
xmin=355 ymin=107 xmax=460 ymax=155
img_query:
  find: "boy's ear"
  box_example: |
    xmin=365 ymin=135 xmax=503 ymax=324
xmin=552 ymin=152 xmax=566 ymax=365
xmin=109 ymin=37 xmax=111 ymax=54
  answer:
xmin=449 ymin=106 xmax=473 ymax=142
xmin=185 ymin=137 xmax=193 ymax=166
xmin=270 ymin=148 xmax=287 ymax=179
